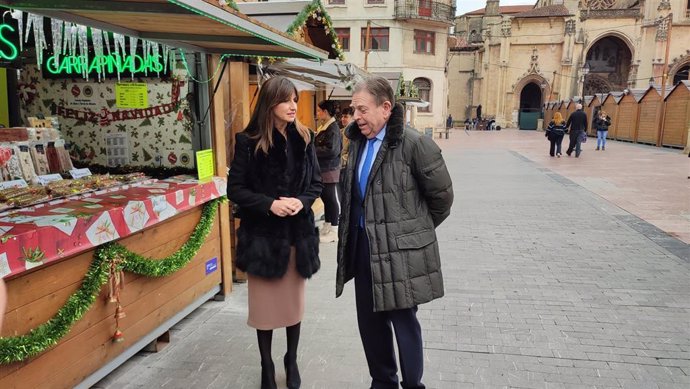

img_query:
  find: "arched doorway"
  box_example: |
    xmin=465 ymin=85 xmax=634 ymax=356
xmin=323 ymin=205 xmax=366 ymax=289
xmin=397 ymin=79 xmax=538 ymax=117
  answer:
xmin=519 ymin=82 xmax=542 ymax=130
xmin=585 ymin=35 xmax=633 ymax=94
xmin=673 ymin=64 xmax=689 ymax=85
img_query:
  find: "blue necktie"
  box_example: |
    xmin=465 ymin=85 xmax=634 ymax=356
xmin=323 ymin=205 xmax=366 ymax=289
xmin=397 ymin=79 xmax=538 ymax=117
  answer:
xmin=359 ymin=138 xmax=377 ymax=199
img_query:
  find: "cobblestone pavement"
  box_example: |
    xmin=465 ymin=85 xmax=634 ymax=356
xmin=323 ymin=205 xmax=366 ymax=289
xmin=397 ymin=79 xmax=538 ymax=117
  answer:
xmin=95 ymin=131 xmax=690 ymax=389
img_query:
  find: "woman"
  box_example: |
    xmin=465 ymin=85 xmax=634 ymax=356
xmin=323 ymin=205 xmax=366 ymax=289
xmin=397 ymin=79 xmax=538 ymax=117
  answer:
xmin=594 ymin=109 xmax=611 ymax=151
xmin=228 ymin=76 xmax=322 ymax=389
xmin=315 ymin=100 xmax=342 ymax=243
xmin=339 ymin=106 xmax=354 ymax=169
xmin=546 ymin=112 xmax=567 ymax=157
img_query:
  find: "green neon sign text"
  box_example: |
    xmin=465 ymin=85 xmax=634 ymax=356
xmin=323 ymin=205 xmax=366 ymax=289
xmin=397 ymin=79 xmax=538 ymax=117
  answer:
xmin=0 ymin=24 xmax=19 ymax=61
xmin=45 ymin=53 xmax=164 ymax=75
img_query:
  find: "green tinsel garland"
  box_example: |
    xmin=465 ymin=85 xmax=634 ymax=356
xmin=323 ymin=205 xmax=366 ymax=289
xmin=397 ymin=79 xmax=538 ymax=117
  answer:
xmin=286 ymin=0 xmax=345 ymax=61
xmin=0 ymin=197 xmax=225 ymax=364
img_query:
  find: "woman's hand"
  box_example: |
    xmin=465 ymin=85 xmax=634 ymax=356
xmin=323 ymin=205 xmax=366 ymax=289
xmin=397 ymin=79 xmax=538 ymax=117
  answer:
xmin=280 ymin=197 xmax=304 ymax=215
xmin=270 ymin=198 xmax=304 ymax=217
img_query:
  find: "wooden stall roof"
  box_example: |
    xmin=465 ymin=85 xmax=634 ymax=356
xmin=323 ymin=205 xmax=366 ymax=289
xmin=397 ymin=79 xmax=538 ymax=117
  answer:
xmin=639 ymin=84 xmax=674 ymax=101
xmin=0 ymin=0 xmax=328 ymax=60
xmin=587 ymin=93 xmax=607 ymax=107
xmin=602 ymin=92 xmax=624 ymax=104
xmin=237 ymin=0 xmax=344 ymax=60
xmin=664 ymin=80 xmax=690 ymax=101
xmin=626 ymin=88 xmax=648 ymax=103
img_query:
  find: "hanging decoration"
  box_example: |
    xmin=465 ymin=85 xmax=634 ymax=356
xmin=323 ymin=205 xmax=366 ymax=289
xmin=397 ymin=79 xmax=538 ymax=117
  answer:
xmin=0 ymin=197 xmax=225 ymax=364
xmin=128 ymin=36 xmax=139 ymax=79
xmin=50 ymin=19 xmax=63 ymax=70
xmin=77 ymin=25 xmax=89 ymax=80
xmin=286 ymin=0 xmax=344 ymax=61
xmin=91 ymin=28 xmax=104 ymax=81
xmin=25 ymin=14 xmax=48 ymax=67
xmin=11 ymin=10 xmax=24 ymax=52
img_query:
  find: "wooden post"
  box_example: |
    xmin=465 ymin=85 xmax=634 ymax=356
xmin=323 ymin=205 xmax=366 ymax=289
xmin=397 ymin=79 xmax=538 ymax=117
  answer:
xmin=657 ymin=13 xmax=672 ymax=147
xmin=208 ymin=54 xmax=234 ymax=296
xmin=227 ymin=61 xmax=251 ymax=283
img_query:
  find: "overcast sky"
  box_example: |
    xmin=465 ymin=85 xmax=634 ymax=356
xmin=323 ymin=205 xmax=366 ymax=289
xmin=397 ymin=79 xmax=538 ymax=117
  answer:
xmin=456 ymin=0 xmax=535 ymax=16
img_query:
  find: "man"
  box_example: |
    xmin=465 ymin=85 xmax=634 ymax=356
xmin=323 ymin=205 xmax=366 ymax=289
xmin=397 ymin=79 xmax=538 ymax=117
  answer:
xmin=336 ymin=76 xmax=454 ymax=389
xmin=446 ymin=114 xmax=453 ymax=131
xmin=566 ymin=103 xmax=588 ymax=157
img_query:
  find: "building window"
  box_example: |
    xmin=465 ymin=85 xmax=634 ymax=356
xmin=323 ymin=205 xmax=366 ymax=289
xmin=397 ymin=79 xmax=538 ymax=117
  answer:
xmin=329 ymin=0 xmax=345 ymax=4
xmin=335 ymin=28 xmax=350 ymax=51
xmin=367 ymin=0 xmax=385 ymax=4
xmin=361 ymin=27 xmax=389 ymax=51
xmin=414 ymin=30 xmax=435 ymax=54
xmin=413 ymin=78 xmax=431 ymax=112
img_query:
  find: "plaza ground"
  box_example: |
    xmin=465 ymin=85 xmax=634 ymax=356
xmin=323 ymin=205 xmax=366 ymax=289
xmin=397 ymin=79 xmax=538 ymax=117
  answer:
xmin=95 ymin=129 xmax=690 ymax=389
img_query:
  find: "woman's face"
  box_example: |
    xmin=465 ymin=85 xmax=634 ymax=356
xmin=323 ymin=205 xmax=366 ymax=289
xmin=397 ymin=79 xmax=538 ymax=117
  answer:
xmin=316 ymin=107 xmax=330 ymax=121
xmin=272 ymin=92 xmax=298 ymax=128
xmin=340 ymin=114 xmax=353 ymax=127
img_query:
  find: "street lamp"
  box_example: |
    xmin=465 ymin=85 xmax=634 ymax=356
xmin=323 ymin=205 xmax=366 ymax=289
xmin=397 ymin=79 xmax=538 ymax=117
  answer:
xmin=580 ymin=62 xmax=590 ymax=102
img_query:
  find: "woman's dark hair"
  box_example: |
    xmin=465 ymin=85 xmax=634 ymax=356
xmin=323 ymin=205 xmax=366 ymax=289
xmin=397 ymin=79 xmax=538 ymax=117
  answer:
xmin=317 ymin=100 xmax=337 ymax=117
xmin=341 ymin=106 xmax=354 ymax=116
xmin=246 ymin=76 xmax=309 ymax=155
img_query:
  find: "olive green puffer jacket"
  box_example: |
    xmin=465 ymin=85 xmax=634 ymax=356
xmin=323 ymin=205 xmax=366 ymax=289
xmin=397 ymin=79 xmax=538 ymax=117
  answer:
xmin=335 ymin=103 xmax=454 ymax=311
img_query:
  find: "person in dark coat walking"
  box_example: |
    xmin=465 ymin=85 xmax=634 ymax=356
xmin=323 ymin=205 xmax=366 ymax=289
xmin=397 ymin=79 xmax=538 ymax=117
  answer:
xmin=315 ymin=100 xmax=343 ymax=243
xmin=546 ymin=112 xmax=567 ymax=157
xmin=337 ymin=76 xmax=454 ymax=389
xmin=565 ymin=103 xmax=588 ymax=157
xmin=227 ymin=76 xmax=322 ymax=389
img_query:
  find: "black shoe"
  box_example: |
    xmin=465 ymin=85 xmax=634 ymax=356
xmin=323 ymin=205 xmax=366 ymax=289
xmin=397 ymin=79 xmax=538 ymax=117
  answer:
xmin=566 ymin=151 xmax=572 ymax=156
xmin=261 ymin=361 xmax=277 ymax=389
xmin=284 ymin=354 xmax=301 ymax=389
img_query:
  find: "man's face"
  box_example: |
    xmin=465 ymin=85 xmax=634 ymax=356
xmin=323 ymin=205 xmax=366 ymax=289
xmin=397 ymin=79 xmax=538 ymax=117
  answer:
xmin=351 ymin=90 xmax=392 ymax=139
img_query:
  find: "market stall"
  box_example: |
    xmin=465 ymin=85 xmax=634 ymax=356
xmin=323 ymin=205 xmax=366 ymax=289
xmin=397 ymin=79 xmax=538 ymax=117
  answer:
xmin=661 ymin=80 xmax=690 ymax=148
xmin=615 ymin=89 xmax=644 ymax=142
xmin=0 ymin=1 xmax=327 ymax=387
xmin=601 ymin=92 xmax=622 ymax=139
xmin=635 ymin=86 xmax=665 ymax=145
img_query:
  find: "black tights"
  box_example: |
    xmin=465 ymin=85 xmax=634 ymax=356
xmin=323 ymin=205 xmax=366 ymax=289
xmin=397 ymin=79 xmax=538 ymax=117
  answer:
xmin=321 ymin=183 xmax=340 ymax=226
xmin=256 ymin=322 xmax=301 ymax=364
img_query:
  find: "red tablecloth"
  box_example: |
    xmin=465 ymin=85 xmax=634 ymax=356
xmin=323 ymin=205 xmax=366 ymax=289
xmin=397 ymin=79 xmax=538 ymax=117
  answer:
xmin=0 ymin=176 xmax=227 ymax=279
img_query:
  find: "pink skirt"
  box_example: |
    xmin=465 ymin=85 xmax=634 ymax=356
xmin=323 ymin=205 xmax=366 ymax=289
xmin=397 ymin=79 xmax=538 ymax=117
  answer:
xmin=247 ymin=247 xmax=305 ymax=330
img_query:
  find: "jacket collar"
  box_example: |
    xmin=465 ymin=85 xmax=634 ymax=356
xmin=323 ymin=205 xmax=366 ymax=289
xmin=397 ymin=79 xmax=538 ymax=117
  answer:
xmin=345 ymin=102 xmax=405 ymax=146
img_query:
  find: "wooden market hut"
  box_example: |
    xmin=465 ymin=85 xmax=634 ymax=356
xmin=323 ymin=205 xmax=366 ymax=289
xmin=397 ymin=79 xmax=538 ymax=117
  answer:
xmin=565 ymin=98 xmax=577 ymax=121
xmin=240 ymin=0 xmax=346 ymax=130
xmin=635 ymin=86 xmax=669 ymax=145
xmin=0 ymin=1 xmax=328 ymax=388
xmin=661 ymin=80 xmax=690 ymax=148
xmin=614 ymin=89 xmax=645 ymax=141
xmin=557 ymin=100 xmax=567 ymax=122
xmin=586 ymin=93 xmax=606 ymax=136
xmin=601 ymin=92 xmax=623 ymax=139
xmin=542 ymin=102 xmax=554 ymax=127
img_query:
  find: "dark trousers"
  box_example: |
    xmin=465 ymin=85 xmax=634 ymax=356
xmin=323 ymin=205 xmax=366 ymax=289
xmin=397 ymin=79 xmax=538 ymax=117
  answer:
xmin=549 ymin=134 xmax=564 ymax=156
xmin=566 ymin=132 xmax=582 ymax=157
xmin=353 ymin=228 xmax=425 ymax=389
xmin=322 ymin=183 xmax=340 ymax=226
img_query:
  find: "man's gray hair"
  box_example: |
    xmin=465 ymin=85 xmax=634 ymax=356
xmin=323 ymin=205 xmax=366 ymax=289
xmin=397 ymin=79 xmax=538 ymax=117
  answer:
xmin=576 ymin=103 xmax=583 ymax=110
xmin=353 ymin=75 xmax=395 ymax=107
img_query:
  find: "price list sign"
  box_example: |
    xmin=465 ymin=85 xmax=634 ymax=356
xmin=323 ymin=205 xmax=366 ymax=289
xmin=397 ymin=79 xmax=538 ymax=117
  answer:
xmin=116 ymin=82 xmax=149 ymax=109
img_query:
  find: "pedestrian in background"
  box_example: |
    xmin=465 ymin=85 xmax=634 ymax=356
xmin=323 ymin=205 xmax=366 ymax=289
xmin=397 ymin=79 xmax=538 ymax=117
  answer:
xmin=227 ymin=76 xmax=322 ymax=389
xmin=336 ymin=76 xmax=454 ymax=389
xmin=565 ymin=103 xmax=588 ymax=158
xmin=594 ymin=109 xmax=611 ymax=151
xmin=546 ymin=112 xmax=567 ymax=157
xmin=315 ymin=100 xmax=343 ymax=243
xmin=446 ymin=114 xmax=453 ymax=131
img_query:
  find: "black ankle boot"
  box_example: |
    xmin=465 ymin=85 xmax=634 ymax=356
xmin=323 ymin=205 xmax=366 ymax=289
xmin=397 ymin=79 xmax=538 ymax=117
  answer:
xmin=261 ymin=360 xmax=277 ymax=389
xmin=284 ymin=353 xmax=301 ymax=389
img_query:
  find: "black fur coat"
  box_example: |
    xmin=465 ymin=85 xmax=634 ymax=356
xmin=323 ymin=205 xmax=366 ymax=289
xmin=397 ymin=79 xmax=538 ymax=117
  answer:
xmin=227 ymin=123 xmax=322 ymax=279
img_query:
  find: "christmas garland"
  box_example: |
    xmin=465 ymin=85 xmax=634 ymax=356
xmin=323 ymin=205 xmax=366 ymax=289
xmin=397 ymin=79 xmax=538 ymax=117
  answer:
xmin=286 ymin=0 xmax=345 ymax=61
xmin=0 ymin=197 xmax=224 ymax=364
